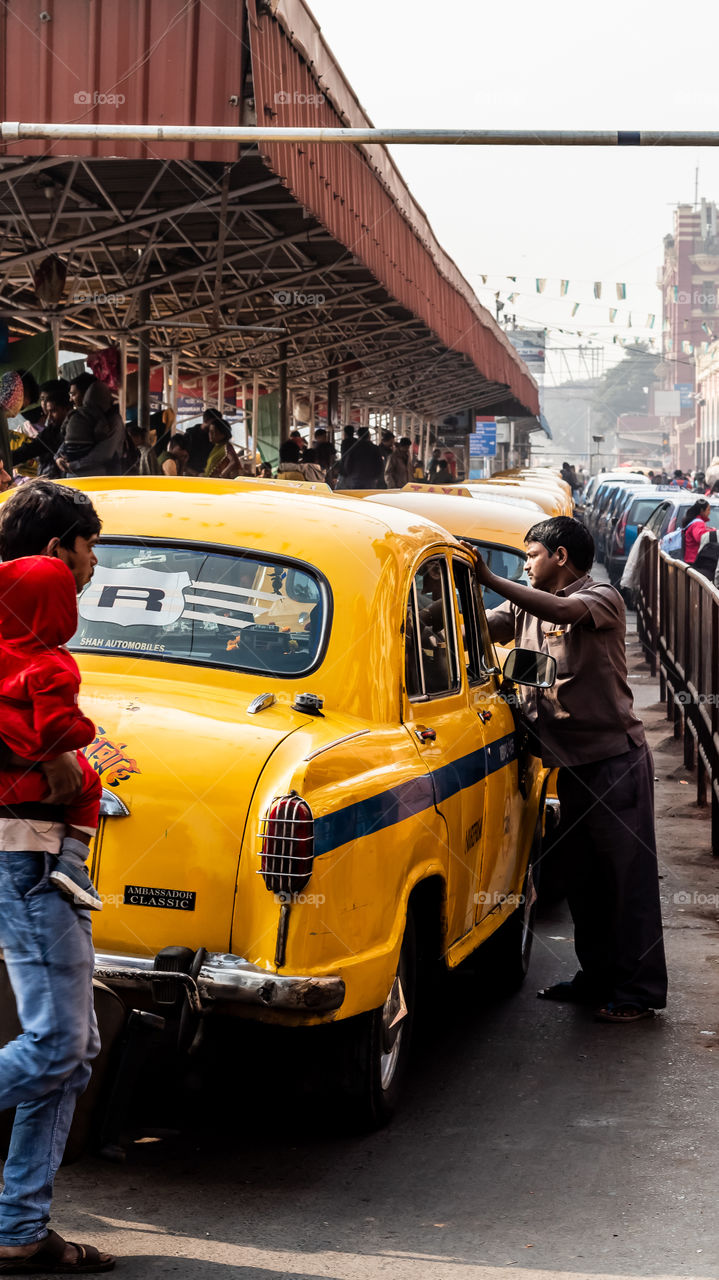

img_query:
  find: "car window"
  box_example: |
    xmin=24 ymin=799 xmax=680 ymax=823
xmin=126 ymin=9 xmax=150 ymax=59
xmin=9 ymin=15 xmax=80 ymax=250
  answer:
xmin=630 ymin=497 xmax=663 ymax=525
xmin=405 ymin=557 xmax=461 ymax=699
xmin=646 ymin=502 xmax=669 ymax=534
xmin=452 ymin=559 xmax=493 ymax=684
xmin=461 ymin=538 xmax=528 ymax=610
xmin=72 ymin=540 xmax=329 ymax=676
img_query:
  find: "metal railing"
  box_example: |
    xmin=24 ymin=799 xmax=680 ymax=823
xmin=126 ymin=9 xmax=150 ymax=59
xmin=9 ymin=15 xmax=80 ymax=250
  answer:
xmin=636 ymin=534 xmax=719 ymax=856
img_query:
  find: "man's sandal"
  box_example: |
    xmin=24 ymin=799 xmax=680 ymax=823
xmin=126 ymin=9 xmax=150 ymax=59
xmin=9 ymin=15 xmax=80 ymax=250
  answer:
xmin=594 ymin=1002 xmax=655 ymax=1023
xmin=0 ymin=1231 xmax=116 ymax=1274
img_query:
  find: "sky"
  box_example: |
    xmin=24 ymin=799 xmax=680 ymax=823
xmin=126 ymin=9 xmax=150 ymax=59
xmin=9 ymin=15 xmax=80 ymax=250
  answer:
xmin=307 ymin=0 xmax=719 ymax=383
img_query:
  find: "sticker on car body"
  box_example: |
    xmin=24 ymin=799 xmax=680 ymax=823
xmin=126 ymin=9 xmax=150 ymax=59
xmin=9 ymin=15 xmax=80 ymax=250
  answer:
xmin=124 ymin=885 xmax=196 ymax=910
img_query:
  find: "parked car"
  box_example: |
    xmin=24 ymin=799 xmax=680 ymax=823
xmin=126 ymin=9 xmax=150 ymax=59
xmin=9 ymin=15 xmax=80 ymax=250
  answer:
xmin=23 ymin=477 xmax=553 ymax=1127
xmin=577 ymin=471 xmax=649 ymax=525
xmin=605 ymin=490 xmax=669 ymax=584
xmin=640 ymin=493 xmax=719 ymax=550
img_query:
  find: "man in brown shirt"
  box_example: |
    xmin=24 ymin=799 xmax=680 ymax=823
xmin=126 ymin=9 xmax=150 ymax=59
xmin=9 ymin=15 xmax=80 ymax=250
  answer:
xmin=476 ymin=515 xmax=667 ymax=1021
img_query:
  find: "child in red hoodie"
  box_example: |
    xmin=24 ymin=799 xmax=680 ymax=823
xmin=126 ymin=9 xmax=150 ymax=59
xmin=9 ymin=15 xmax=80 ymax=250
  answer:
xmin=0 ymin=555 xmax=102 ymax=908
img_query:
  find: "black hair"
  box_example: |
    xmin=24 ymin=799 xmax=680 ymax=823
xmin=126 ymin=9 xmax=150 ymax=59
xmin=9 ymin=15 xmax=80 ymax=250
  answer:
xmin=40 ymin=378 xmax=71 ymax=407
xmin=279 ymin=439 xmax=301 ymax=462
xmin=169 ymin=432 xmax=190 ymax=451
xmin=202 ymin=407 xmax=226 ymax=427
xmin=682 ymin=499 xmax=710 ymax=528
xmin=398 ymin=437 xmax=412 ymax=447
xmin=525 ymin=515 xmax=595 ymax=573
xmin=303 ymin=447 xmax=317 ymax=462
xmin=0 ymin=479 xmax=102 ymax=561
xmin=70 ymin=372 xmax=95 ymax=397
xmin=209 ymin=418 xmax=232 ymax=441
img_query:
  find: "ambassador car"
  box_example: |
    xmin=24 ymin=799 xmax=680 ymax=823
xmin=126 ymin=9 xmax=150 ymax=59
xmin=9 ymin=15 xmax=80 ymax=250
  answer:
xmin=21 ymin=478 xmax=553 ymax=1125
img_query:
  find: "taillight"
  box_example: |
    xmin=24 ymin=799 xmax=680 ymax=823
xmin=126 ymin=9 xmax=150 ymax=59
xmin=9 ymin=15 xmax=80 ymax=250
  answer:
xmin=259 ymin=792 xmax=315 ymax=896
xmin=614 ymin=513 xmax=627 ymax=551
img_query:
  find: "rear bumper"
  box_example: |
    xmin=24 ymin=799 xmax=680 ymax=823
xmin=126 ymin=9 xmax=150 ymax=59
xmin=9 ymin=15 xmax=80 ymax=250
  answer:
xmin=94 ymin=950 xmax=345 ymax=1014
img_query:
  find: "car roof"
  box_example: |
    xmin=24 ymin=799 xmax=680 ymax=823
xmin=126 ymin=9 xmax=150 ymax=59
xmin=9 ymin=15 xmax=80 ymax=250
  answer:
xmin=363 ymin=491 xmax=537 ymax=548
xmin=35 ymin=478 xmax=459 ymax=567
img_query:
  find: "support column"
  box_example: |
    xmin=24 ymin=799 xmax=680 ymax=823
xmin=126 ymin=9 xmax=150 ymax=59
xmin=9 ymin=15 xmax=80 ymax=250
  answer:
xmin=328 ymin=355 xmax=340 ymax=446
xmin=251 ymin=372 xmax=260 ymax=472
xmin=137 ymin=287 xmax=151 ymax=432
xmin=118 ymin=336 xmax=128 ymax=425
xmin=217 ymin=360 xmax=226 ymax=413
xmin=170 ymin=350 xmax=179 ymax=426
xmin=279 ymin=342 xmax=288 ymax=444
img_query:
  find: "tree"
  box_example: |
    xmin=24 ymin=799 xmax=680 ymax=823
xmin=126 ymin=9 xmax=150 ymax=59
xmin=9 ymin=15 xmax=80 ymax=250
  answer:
xmin=593 ymin=344 xmax=660 ymax=427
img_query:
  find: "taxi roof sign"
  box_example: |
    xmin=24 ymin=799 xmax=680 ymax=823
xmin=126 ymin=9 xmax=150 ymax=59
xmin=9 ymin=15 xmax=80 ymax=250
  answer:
xmin=402 ymin=483 xmax=473 ymax=497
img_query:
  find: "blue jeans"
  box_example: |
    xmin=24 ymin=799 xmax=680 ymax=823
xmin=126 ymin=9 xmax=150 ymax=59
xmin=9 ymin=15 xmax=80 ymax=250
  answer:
xmin=0 ymin=852 xmax=99 ymax=1245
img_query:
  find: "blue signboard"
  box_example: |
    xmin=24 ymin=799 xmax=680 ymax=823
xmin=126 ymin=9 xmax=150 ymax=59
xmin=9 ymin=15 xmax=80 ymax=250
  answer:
xmin=674 ymin=383 xmax=694 ymax=411
xmin=471 ymin=417 xmax=497 ymax=456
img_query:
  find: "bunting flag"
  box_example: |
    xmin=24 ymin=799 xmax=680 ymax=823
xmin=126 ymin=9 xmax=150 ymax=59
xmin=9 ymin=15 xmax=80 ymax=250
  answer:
xmin=616 ymin=283 xmax=627 ymax=300
xmin=507 ymin=293 xmax=517 ymax=302
xmin=627 ymin=313 xmax=632 ymax=327
xmin=673 ymin=286 xmax=679 ymax=302
xmin=593 ymin=282 xmax=602 ymax=299
xmin=647 ymin=314 xmax=656 ymax=328
xmin=508 ymin=276 xmax=516 ymax=282
xmin=536 ymin=279 xmax=546 ymax=293
xmin=702 ymin=321 xmax=711 ymax=334
xmin=560 ymin=280 xmax=569 ymax=295
xmin=571 ymin=302 xmax=580 ymax=316
xmin=609 ymin=308 xmax=618 ymax=322
xmin=481 ymin=274 xmax=488 ymax=284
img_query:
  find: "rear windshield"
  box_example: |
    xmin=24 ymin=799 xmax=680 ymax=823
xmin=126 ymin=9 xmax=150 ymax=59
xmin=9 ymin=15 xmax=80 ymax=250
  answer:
xmin=629 ymin=498 xmax=663 ymax=524
xmin=463 ymin=539 xmax=528 ymax=610
xmin=71 ymin=541 xmax=328 ymax=676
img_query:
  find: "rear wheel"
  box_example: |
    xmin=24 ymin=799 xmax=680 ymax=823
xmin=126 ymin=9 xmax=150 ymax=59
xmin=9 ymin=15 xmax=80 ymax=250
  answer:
xmin=340 ymin=909 xmax=416 ymax=1128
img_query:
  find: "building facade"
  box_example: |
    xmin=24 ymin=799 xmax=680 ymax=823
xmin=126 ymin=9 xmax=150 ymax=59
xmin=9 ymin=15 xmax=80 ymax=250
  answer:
xmin=658 ymin=200 xmax=719 ymax=470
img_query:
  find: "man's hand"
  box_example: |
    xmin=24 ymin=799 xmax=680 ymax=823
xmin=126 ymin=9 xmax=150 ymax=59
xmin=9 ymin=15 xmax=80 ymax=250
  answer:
xmin=460 ymin=540 xmax=493 ymax=587
xmin=41 ymin=752 xmax=84 ymax=804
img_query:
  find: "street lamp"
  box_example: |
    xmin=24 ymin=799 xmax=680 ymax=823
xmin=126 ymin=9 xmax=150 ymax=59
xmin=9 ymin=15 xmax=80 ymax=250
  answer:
xmin=590 ymin=434 xmax=605 ymax=473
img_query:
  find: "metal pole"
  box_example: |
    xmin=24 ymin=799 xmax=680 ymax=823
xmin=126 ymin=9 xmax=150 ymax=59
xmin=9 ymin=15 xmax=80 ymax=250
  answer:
xmin=118 ymin=336 xmax=128 ymax=425
xmin=217 ymin=360 xmax=226 ymax=413
xmin=137 ymin=288 xmax=151 ymax=432
xmin=170 ymin=350 xmax=179 ymax=425
xmin=7 ymin=122 xmax=719 ymax=147
xmin=278 ymin=343 xmax=288 ymax=444
xmin=251 ymin=372 xmax=259 ymax=473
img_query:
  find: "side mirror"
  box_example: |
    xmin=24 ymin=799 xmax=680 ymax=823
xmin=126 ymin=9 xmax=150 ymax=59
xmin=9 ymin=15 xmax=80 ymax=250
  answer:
xmin=503 ymin=647 xmax=557 ymax=688
xmin=636 ymin=523 xmax=644 ymax=533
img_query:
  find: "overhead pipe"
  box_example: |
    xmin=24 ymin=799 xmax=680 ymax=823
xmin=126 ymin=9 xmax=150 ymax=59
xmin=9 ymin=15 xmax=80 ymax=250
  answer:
xmin=4 ymin=123 xmax=719 ymax=147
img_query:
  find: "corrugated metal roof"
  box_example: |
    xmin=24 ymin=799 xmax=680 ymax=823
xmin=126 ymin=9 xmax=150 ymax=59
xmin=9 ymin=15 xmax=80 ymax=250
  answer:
xmin=0 ymin=0 xmax=245 ymax=162
xmin=250 ymin=0 xmax=538 ymax=416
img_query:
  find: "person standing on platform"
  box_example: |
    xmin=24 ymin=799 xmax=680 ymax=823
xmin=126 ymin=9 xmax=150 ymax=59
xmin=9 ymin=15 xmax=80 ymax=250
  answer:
xmin=472 ymin=515 xmax=668 ymax=1023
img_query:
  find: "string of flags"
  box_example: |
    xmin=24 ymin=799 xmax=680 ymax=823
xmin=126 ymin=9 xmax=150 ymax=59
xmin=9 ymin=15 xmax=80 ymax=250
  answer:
xmin=478 ymin=273 xmax=658 ymax=330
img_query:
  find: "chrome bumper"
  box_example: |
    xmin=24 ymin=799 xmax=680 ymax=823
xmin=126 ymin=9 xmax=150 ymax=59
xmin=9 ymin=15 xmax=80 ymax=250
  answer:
xmin=93 ymin=950 xmax=345 ymax=1014
xmin=544 ymin=796 xmax=561 ymax=831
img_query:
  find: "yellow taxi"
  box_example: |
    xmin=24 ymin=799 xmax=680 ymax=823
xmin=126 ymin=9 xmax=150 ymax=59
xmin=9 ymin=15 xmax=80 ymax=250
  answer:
xmin=466 ymin=481 xmax=568 ymax=516
xmin=28 ymin=478 xmax=553 ymax=1125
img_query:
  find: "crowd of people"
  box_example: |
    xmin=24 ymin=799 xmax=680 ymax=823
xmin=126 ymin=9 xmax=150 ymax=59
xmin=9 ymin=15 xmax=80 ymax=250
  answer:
xmin=0 ymin=370 xmax=460 ymax=492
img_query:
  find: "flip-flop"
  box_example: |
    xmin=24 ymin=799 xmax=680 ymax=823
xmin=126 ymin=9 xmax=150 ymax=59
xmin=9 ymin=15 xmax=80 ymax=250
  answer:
xmin=0 ymin=1231 xmax=116 ymax=1274
xmin=594 ymin=1003 xmax=655 ymax=1023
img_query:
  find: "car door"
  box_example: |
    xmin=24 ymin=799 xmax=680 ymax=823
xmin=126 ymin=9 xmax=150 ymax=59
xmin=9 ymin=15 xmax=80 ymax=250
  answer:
xmin=402 ymin=552 xmax=489 ymax=945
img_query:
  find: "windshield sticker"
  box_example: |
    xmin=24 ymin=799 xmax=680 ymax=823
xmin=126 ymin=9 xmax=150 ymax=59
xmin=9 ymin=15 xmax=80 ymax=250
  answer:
xmin=84 ymin=727 xmax=141 ymax=787
xmin=79 ymin=565 xmax=274 ymax=631
xmin=80 ymin=566 xmax=191 ymax=628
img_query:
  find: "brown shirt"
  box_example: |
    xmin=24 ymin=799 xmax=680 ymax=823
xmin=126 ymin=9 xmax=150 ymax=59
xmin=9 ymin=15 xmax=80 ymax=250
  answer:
xmin=485 ymin=574 xmax=645 ymax=768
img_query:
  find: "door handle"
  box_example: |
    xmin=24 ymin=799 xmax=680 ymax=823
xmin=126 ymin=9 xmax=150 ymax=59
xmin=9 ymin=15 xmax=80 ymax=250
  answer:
xmin=414 ymin=726 xmax=437 ymax=743
xmin=477 ymin=710 xmax=492 ymax=724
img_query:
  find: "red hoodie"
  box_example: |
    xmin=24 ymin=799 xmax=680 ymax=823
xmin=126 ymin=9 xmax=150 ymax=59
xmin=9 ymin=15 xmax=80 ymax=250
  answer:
xmin=0 ymin=556 xmax=95 ymax=761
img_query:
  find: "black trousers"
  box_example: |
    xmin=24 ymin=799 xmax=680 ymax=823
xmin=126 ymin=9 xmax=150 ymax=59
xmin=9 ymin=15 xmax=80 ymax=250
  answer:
xmin=556 ymin=741 xmax=668 ymax=1009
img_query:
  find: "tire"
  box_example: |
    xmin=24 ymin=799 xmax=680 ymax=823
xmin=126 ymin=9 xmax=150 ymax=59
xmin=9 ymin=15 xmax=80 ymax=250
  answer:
xmin=340 ymin=909 xmax=417 ymax=1129
xmin=482 ymin=825 xmax=541 ymax=993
